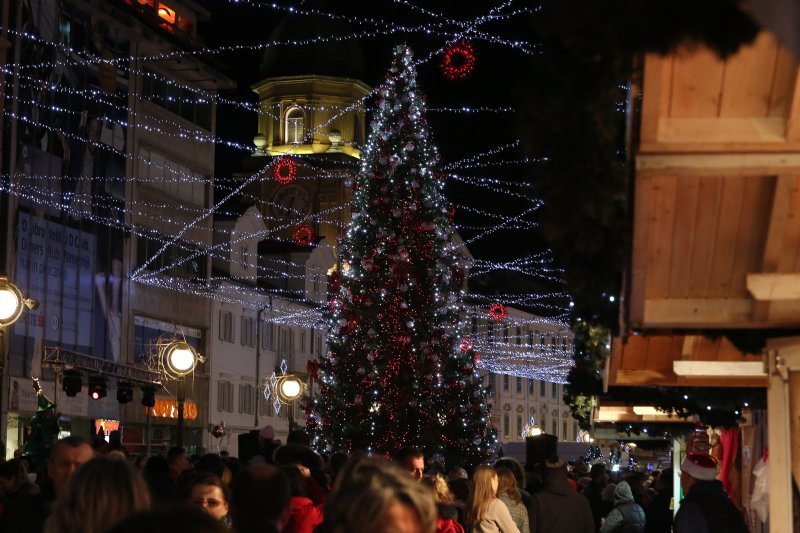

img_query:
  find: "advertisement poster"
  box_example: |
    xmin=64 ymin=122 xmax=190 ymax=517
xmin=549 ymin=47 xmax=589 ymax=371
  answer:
xmin=12 ymin=1 xmax=131 ymax=367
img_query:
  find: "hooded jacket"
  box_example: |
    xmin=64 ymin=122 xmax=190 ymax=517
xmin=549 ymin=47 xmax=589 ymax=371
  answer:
xmin=599 ymin=481 xmax=646 ymax=533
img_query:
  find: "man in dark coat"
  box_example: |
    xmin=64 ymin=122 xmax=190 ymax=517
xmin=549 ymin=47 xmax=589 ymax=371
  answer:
xmin=530 ymin=455 xmax=594 ymax=533
xmin=583 ymin=463 xmax=612 ymax=532
xmin=673 ymin=453 xmax=748 ymax=533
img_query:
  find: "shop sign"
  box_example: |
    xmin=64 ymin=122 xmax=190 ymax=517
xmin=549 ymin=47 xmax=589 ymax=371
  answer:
xmin=149 ymin=399 xmax=198 ymax=421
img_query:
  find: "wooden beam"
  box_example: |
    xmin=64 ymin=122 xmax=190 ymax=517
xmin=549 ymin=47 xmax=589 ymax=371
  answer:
xmin=636 ymin=153 xmax=800 ymax=176
xmin=612 ymin=368 xmax=767 ymax=388
xmin=782 ymin=64 xmax=800 ymax=143
xmin=657 ymin=117 xmax=786 ymax=145
xmin=747 ymin=273 xmax=800 ymax=300
xmin=641 ymin=298 xmax=754 ymax=328
xmin=640 ymin=54 xmax=668 ymax=145
xmin=673 ymin=360 xmax=766 ymax=377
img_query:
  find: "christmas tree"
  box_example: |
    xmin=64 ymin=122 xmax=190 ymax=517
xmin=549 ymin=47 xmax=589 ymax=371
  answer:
xmin=310 ymin=45 xmax=495 ymax=468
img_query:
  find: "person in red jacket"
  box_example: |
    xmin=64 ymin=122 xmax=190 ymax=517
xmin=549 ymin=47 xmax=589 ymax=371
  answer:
xmin=281 ymin=464 xmax=323 ymax=533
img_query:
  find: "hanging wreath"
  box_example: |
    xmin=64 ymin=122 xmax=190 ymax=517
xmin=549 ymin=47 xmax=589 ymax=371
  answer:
xmin=273 ymin=156 xmax=297 ymax=185
xmin=440 ymin=40 xmax=476 ymax=80
xmin=460 ymin=338 xmax=473 ymax=353
xmin=489 ymin=303 xmax=507 ymax=321
xmin=293 ymin=224 xmax=315 ymax=246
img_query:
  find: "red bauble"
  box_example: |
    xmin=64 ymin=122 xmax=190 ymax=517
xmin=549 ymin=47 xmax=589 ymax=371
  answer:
xmin=211 ymin=425 xmax=225 ymax=438
xmin=489 ymin=303 xmax=507 ymax=321
xmin=460 ymin=338 xmax=473 ymax=353
xmin=440 ymin=40 xmax=476 ymax=80
xmin=273 ymin=156 xmax=297 ymax=185
xmin=293 ymin=224 xmax=315 ymax=246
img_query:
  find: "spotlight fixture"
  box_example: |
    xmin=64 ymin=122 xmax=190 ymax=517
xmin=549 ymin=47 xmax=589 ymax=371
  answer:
xmin=88 ymin=376 xmax=107 ymax=400
xmin=62 ymin=370 xmax=82 ymax=397
xmin=116 ymin=381 xmax=134 ymax=404
xmin=141 ymin=386 xmax=156 ymax=408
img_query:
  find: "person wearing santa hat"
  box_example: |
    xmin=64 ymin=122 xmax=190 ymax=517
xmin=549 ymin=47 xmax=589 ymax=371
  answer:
xmin=673 ymin=452 xmax=748 ymax=533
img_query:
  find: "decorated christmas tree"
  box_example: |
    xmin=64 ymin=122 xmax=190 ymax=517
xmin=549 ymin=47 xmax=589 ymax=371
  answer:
xmin=309 ymin=45 xmax=495 ymax=467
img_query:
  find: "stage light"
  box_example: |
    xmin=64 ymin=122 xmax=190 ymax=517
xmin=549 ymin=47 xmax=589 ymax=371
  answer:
xmin=141 ymin=386 xmax=156 ymax=408
xmin=88 ymin=376 xmax=107 ymax=400
xmin=117 ymin=381 xmax=134 ymax=404
xmin=62 ymin=370 xmax=83 ymax=397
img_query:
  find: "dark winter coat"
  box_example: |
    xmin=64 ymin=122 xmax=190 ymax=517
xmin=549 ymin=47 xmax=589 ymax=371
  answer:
xmin=600 ymin=481 xmax=646 ymax=533
xmin=673 ymin=480 xmax=748 ymax=533
xmin=530 ymin=468 xmax=594 ymax=533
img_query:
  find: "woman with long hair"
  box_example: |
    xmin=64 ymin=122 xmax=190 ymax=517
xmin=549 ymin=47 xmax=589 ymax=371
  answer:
xmin=464 ymin=465 xmax=520 ymax=533
xmin=44 ymin=455 xmax=151 ymax=533
xmin=495 ymin=467 xmax=528 ymax=533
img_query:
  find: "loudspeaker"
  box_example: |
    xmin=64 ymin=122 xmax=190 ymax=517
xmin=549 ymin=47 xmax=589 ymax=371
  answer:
xmin=526 ymin=434 xmax=558 ymax=468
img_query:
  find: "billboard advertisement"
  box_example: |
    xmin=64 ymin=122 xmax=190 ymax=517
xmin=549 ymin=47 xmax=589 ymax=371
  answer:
xmin=11 ymin=1 xmax=131 ymax=369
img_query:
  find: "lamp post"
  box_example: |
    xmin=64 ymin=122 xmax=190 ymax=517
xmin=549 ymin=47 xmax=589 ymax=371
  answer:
xmin=276 ymin=374 xmax=304 ymax=433
xmin=162 ymin=341 xmax=199 ymax=449
xmin=0 ymin=278 xmax=37 ymax=457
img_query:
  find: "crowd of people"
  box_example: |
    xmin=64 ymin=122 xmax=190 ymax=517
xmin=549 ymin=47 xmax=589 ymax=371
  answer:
xmin=0 ymin=427 xmax=749 ymax=533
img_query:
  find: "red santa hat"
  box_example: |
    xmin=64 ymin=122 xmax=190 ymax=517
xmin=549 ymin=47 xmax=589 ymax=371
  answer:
xmin=681 ymin=452 xmax=718 ymax=481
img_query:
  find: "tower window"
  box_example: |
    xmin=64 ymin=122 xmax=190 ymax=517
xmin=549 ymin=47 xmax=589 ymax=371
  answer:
xmin=285 ymin=107 xmax=304 ymax=144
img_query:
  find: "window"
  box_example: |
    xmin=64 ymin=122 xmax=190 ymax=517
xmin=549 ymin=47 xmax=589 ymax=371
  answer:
xmin=219 ymin=311 xmax=234 ymax=343
xmin=516 ymin=326 xmax=521 ymax=345
xmin=516 ymin=377 xmax=522 ymax=393
xmin=310 ymin=328 xmax=315 ymax=354
xmin=528 ymin=379 xmax=534 ymax=394
xmin=240 ymin=245 xmax=249 ymax=271
xmin=552 ymin=382 xmax=558 ymax=399
xmin=471 ymin=316 xmax=478 ymax=335
xmin=218 ymin=381 xmax=233 ymax=412
xmin=300 ymin=331 xmax=305 ymax=353
xmin=528 ymin=331 xmax=534 ymax=346
xmin=574 ymin=422 xmax=579 ymax=438
xmin=503 ymin=326 xmax=509 ymax=343
xmin=552 ymin=420 xmax=558 ymax=437
xmin=136 ymin=226 xmax=207 ymax=280
xmin=286 ymin=107 xmax=304 ymax=144
xmin=260 ymin=321 xmax=270 ymax=350
xmin=239 ymin=384 xmax=255 ymax=414
xmin=141 ymin=69 xmax=211 ymax=130
xmin=517 ymin=415 xmax=522 ymax=437
xmin=503 ymin=413 xmax=509 ymax=437
xmin=540 ymin=381 xmax=546 ymax=397
xmin=503 ymin=375 xmax=509 ymax=391
xmin=270 ymin=324 xmax=278 ymax=350
xmin=240 ymin=316 xmax=255 ymax=348
xmin=487 ymin=323 xmax=494 ymax=344
xmin=563 ymin=421 xmax=568 ymax=441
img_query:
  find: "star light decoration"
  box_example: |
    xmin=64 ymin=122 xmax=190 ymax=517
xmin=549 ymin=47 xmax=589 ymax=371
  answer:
xmin=262 ymin=358 xmax=290 ymax=414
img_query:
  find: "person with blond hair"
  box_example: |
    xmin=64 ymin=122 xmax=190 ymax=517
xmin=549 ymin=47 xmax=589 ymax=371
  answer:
xmin=495 ymin=467 xmax=529 ymax=533
xmin=316 ymin=455 xmax=437 ymax=533
xmin=421 ymin=473 xmax=465 ymax=532
xmin=464 ymin=465 xmax=520 ymax=533
xmin=44 ymin=455 xmax=150 ymax=533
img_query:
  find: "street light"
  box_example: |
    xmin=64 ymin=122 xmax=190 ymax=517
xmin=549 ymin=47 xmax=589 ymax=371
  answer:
xmin=276 ymin=374 xmax=304 ymax=432
xmin=0 ymin=278 xmax=37 ymax=459
xmin=0 ymin=277 xmax=37 ymax=328
xmin=161 ymin=340 xmax=199 ymax=448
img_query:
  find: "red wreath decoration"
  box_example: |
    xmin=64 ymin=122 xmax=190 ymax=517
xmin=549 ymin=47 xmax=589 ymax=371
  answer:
xmin=273 ymin=156 xmax=297 ymax=185
xmin=489 ymin=303 xmax=507 ymax=321
xmin=440 ymin=40 xmax=476 ymax=80
xmin=460 ymin=338 xmax=473 ymax=353
xmin=293 ymin=224 xmax=315 ymax=246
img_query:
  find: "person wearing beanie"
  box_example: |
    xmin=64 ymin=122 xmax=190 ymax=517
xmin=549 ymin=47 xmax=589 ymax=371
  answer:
xmin=673 ymin=453 xmax=747 ymax=533
xmin=530 ymin=455 xmax=594 ymax=533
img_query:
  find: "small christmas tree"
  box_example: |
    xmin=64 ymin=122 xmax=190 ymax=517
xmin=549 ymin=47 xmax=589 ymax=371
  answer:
xmin=310 ymin=45 xmax=495 ymax=467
